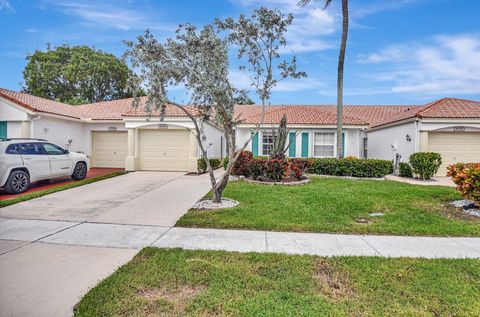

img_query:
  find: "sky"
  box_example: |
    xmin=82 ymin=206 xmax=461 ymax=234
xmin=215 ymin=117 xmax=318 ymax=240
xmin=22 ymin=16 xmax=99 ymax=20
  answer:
xmin=0 ymin=0 xmax=479 ymax=105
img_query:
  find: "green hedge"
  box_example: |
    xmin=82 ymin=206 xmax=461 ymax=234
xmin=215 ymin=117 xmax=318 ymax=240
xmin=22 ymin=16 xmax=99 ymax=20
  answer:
xmin=197 ymin=158 xmax=221 ymax=173
xmin=399 ymin=162 xmax=413 ymax=178
xmin=409 ymin=152 xmax=442 ymax=180
xmin=309 ymin=158 xmax=393 ymax=178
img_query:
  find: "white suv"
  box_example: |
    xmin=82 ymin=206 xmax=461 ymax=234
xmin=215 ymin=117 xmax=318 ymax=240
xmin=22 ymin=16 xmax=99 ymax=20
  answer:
xmin=0 ymin=139 xmax=90 ymax=194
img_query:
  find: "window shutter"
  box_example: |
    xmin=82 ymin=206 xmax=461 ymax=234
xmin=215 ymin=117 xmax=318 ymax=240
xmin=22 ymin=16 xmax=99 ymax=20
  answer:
xmin=301 ymin=132 xmax=309 ymax=158
xmin=288 ymin=132 xmax=296 ymax=157
xmin=0 ymin=122 xmax=7 ymax=139
xmin=342 ymin=132 xmax=345 ymax=158
xmin=251 ymin=132 xmax=258 ymax=156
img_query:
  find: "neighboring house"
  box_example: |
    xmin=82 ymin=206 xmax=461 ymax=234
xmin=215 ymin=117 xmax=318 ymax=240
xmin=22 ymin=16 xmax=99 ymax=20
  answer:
xmin=367 ymin=98 xmax=480 ymax=175
xmin=0 ymin=88 xmax=224 ymax=172
xmin=234 ymin=104 xmax=416 ymax=158
xmin=1 ymin=88 xmax=479 ymax=175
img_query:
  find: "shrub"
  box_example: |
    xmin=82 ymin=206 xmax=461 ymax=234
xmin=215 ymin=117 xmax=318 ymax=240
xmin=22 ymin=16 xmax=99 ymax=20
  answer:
xmin=246 ymin=158 xmax=311 ymax=182
xmin=447 ymin=163 xmax=480 ymax=206
xmin=287 ymin=158 xmax=313 ymax=179
xmin=398 ymin=162 xmax=413 ymax=178
xmin=224 ymin=151 xmax=254 ymax=176
xmin=309 ymin=158 xmax=393 ymax=178
xmin=409 ymin=152 xmax=442 ymax=180
xmin=197 ymin=158 xmax=222 ymax=173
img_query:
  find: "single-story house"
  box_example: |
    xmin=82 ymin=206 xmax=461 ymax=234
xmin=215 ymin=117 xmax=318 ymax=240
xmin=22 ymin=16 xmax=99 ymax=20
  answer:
xmin=0 ymin=88 xmax=224 ymax=172
xmin=367 ymin=98 xmax=480 ymax=175
xmin=1 ymin=88 xmax=479 ymax=175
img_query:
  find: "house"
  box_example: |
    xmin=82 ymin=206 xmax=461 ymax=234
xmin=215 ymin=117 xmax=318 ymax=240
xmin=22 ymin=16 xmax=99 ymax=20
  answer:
xmin=0 ymin=88 xmax=224 ymax=172
xmin=367 ymin=98 xmax=480 ymax=175
xmin=1 ymin=88 xmax=479 ymax=175
xmin=234 ymin=104 xmax=418 ymax=158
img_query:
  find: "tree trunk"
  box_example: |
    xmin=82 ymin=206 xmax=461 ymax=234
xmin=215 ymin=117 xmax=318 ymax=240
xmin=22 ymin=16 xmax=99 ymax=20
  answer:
xmin=336 ymin=0 xmax=349 ymax=159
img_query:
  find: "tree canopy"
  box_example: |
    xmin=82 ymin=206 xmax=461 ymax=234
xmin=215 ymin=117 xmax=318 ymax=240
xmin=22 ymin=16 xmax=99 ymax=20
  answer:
xmin=22 ymin=45 xmax=132 ymax=105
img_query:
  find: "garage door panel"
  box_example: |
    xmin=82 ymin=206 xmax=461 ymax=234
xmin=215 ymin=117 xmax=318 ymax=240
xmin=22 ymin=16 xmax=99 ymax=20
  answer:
xmin=138 ymin=129 xmax=191 ymax=171
xmin=428 ymin=132 xmax=480 ymax=175
xmin=91 ymin=131 xmax=128 ymax=168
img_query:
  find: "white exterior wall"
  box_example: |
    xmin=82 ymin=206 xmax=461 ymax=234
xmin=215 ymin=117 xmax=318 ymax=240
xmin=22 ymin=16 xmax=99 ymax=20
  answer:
xmin=201 ymin=122 xmax=225 ymax=159
xmin=367 ymin=121 xmax=417 ymax=162
xmin=235 ymin=126 xmax=363 ymax=158
xmin=1 ymin=98 xmax=31 ymax=138
xmin=33 ymin=116 xmax=86 ymax=152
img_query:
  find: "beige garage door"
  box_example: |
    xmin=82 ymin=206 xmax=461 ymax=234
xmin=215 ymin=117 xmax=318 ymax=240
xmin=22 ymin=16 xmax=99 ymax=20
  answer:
xmin=138 ymin=129 xmax=191 ymax=171
xmin=428 ymin=132 xmax=480 ymax=175
xmin=91 ymin=131 xmax=128 ymax=168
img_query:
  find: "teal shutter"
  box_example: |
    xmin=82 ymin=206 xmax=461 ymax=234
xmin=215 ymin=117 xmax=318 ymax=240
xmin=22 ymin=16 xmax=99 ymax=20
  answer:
xmin=342 ymin=132 xmax=345 ymax=158
xmin=251 ymin=132 xmax=259 ymax=156
xmin=301 ymin=132 xmax=309 ymax=157
xmin=0 ymin=122 xmax=7 ymax=139
xmin=288 ymin=132 xmax=296 ymax=157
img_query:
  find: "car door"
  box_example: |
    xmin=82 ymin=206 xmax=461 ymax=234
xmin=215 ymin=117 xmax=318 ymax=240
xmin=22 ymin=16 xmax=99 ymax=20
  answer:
xmin=19 ymin=143 xmax=51 ymax=181
xmin=41 ymin=143 xmax=72 ymax=177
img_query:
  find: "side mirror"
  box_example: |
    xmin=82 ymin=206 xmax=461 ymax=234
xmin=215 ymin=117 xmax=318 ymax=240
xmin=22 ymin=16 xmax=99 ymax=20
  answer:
xmin=64 ymin=149 xmax=69 ymax=154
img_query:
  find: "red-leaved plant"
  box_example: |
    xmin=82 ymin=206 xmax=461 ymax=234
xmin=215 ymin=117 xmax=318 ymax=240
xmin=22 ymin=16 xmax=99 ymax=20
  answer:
xmin=447 ymin=163 xmax=480 ymax=206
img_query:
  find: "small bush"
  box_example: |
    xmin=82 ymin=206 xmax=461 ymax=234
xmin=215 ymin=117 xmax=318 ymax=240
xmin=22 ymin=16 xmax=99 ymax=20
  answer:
xmin=223 ymin=157 xmax=229 ymax=170
xmin=309 ymin=158 xmax=393 ymax=178
xmin=447 ymin=163 xmax=480 ymax=206
xmin=197 ymin=158 xmax=221 ymax=173
xmin=398 ymin=162 xmax=413 ymax=178
xmin=409 ymin=152 xmax=442 ymax=180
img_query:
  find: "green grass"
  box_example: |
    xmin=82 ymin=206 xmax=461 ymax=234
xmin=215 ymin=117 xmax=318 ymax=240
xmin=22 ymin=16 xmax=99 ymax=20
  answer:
xmin=74 ymin=248 xmax=480 ymax=317
xmin=177 ymin=177 xmax=480 ymax=237
xmin=0 ymin=171 xmax=127 ymax=208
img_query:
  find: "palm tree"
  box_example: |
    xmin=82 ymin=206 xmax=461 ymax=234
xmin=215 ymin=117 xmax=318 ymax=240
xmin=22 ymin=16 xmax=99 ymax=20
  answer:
xmin=298 ymin=0 xmax=348 ymax=159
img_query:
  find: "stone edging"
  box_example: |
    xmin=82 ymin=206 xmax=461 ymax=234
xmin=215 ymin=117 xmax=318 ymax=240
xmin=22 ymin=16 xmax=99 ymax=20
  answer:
xmin=306 ymin=173 xmax=385 ymax=181
xmin=243 ymin=178 xmax=311 ymax=186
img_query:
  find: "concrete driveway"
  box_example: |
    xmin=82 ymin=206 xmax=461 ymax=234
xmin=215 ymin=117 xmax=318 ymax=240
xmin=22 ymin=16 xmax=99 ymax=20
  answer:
xmin=0 ymin=171 xmax=214 ymax=317
xmin=0 ymin=171 xmax=213 ymax=226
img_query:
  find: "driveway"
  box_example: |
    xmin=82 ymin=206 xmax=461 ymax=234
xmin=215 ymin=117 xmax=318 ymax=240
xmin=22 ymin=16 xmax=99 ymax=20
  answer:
xmin=0 ymin=171 xmax=214 ymax=317
xmin=0 ymin=171 xmax=213 ymax=226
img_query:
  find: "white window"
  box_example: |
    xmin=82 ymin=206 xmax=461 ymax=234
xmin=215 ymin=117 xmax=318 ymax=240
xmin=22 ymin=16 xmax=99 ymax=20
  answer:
xmin=363 ymin=138 xmax=368 ymax=159
xmin=262 ymin=132 xmax=275 ymax=156
xmin=313 ymin=132 xmax=335 ymax=157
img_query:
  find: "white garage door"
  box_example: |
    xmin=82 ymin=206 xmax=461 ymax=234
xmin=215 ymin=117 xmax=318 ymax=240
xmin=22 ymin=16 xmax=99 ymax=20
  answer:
xmin=428 ymin=132 xmax=480 ymax=175
xmin=91 ymin=131 xmax=128 ymax=168
xmin=138 ymin=129 xmax=191 ymax=171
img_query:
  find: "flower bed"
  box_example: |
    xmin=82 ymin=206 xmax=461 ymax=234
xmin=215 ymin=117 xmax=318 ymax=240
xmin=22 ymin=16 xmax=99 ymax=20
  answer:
xmin=448 ymin=163 xmax=480 ymax=207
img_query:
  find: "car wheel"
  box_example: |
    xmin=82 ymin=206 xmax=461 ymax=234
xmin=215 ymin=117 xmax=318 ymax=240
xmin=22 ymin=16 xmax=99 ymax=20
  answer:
xmin=71 ymin=162 xmax=88 ymax=180
xmin=4 ymin=170 xmax=30 ymax=194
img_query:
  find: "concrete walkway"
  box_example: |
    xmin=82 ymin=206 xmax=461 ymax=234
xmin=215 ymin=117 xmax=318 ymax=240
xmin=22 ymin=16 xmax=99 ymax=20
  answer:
xmin=386 ymin=175 xmax=456 ymax=187
xmin=2 ymin=218 xmax=479 ymax=259
xmin=0 ymin=171 xmax=215 ymax=317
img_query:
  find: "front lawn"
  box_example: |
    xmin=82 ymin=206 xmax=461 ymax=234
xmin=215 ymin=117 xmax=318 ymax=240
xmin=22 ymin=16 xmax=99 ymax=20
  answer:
xmin=177 ymin=177 xmax=480 ymax=237
xmin=74 ymin=248 xmax=480 ymax=316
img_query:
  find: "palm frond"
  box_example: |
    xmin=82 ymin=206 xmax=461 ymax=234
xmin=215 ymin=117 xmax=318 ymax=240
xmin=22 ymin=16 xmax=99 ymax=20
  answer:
xmin=297 ymin=0 xmax=333 ymax=10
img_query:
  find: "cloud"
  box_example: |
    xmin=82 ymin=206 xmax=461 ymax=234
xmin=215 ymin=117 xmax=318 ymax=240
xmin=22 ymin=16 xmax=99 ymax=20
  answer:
xmin=51 ymin=1 xmax=174 ymax=31
xmin=0 ymin=0 xmax=15 ymax=12
xmin=356 ymin=34 xmax=480 ymax=95
xmin=233 ymin=0 xmax=337 ymax=53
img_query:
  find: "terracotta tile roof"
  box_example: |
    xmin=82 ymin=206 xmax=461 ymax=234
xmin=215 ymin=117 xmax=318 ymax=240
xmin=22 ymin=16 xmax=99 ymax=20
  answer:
xmin=0 ymin=89 xmax=190 ymax=120
xmin=121 ymin=98 xmax=196 ymax=118
xmin=0 ymin=88 xmax=85 ymax=119
xmin=234 ymin=104 xmax=417 ymax=126
xmin=371 ymin=98 xmax=480 ymax=128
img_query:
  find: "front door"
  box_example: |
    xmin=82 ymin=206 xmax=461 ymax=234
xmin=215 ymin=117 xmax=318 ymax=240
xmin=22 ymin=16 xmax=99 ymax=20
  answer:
xmin=19 ymin=143 xmax=51 ymax=181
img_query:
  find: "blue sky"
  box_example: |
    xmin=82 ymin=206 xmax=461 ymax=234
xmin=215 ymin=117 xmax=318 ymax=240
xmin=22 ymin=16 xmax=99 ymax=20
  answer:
xmin=0 ymin=0 xmax=479 ymax=105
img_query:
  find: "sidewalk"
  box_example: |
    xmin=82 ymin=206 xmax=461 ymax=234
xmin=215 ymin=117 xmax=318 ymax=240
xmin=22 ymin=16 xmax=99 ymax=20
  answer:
xmin=2 ymin=218 xmax=479 ymax=259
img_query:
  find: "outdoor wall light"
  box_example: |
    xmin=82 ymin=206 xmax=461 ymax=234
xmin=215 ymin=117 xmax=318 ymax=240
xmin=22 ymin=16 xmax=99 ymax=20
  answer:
xmin=43 ymin=127 xmax=49 ymax=133
xmin=406 ymin=134 xmax=412 ymax=142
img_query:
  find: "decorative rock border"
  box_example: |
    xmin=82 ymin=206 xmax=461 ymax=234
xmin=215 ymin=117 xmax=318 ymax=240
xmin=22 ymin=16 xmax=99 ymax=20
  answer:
xmin=450 ymin=199 xmax=480 ymax=217
xmin=306 ymin=174 xmax=385 ymax=181
xmin=192 ymin=198 xmax=239 ymax=210
xmin=243 ymin=178 xmax=311 ymax=186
